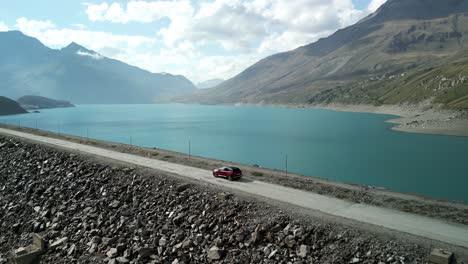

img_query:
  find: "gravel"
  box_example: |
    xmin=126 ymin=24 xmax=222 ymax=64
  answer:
xmin=0 ymin=136 xmax=431 ymax=263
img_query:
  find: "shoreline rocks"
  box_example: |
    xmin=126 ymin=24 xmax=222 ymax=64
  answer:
xmin=0 ymin=136 xmax=430 ymax=263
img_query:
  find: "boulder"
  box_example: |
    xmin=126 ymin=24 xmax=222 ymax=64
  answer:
xmin=207 ymin=246 xmax=223 ymax=260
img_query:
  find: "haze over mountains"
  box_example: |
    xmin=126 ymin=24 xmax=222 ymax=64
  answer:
xmin=17 ymin=95 xmax=74 ymax=110
xmin=0 ymin=31 xmax=196 ymax=104
xmin=197 ymin=79 xmax=224 ymax=89
xmin=181 ymin=0 xmax=468 ymax=109
xmin=196 ymin=79 xmax=224 ymax=89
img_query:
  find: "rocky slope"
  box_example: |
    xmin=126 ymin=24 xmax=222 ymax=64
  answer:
xmin=309 ymin=54 xmax=468 ymax=109
xmin=178 ymin=0 xmax=468 ymax=109
xmin=0 ymin=31 xmax=196 ymax=104
xmin=0 ymin=97 xmax=27 ymax=116
xmin=17 ymin=95 xmax=74 ymax=110
xmin=0 ymin=136 xmax=431 ymax=263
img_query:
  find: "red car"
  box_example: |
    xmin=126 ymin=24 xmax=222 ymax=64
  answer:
xmin=212 ymin=166 xmax=242 ymax=181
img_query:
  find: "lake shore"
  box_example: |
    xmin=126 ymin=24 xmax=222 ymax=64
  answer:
xmin=313 ymin=103 xmax=468 ymax=137
xmin=1 ymin=122 xmax=468 ymax=228
xmin=231 ymin=102 xmax=468 ymax=137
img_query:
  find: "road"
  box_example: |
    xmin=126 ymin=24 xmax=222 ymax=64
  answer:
xmin=1 ymin=127 xmax=468 ymax=249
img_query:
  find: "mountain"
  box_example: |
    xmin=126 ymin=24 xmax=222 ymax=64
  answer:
xmin=0 ymin=96 xmax=27 ymax=116
xmin=0 ymin=31 xmax=196 ymax=104
xmin=17 ymin=95 xmax=74 ymax=110
xmin=197 ymin=79 xmax=224 ymax=89
xmin=180 ymin=0 xmax=468 ymax=109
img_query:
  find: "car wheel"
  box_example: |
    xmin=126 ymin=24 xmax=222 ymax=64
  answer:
xmin=213 ymin=172 xmax=218 ymax=177
xmin=228 ymin=176 xmax=233 ymax=181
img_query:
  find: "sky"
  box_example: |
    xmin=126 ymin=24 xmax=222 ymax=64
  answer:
xmin=0 ymin=0 xmax=387 ymax=83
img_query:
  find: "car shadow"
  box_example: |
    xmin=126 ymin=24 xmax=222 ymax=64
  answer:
xmin=237 ymin=177 xmax=255 ymax=183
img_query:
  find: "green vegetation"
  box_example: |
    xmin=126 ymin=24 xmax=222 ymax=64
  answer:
xmin=164 ymin=155 xmax=173 ymax=159
xmin=310 ymin=53 xmax=468 ymax=110
xmin=251 ymin=172 xmax=264 ymax=177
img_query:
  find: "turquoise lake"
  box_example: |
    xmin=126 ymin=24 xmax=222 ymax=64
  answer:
xmin=1 ymin=104 xmax=467 ymax=202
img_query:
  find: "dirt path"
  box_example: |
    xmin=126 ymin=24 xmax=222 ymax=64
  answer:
xmin=1 ymin=127 xmax=468 ymax=250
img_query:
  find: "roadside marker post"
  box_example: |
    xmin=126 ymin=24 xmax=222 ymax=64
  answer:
xmin=189 ymin=139 xmax=191 ymax=159
xmin=285 ymin=154 xmax=288 ymax=177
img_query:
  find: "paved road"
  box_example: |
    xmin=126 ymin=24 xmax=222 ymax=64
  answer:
xmin=2 ymin=127 xmax=468 ymax=249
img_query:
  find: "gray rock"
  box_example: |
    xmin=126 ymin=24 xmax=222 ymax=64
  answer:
xmin=213 ymin=238 xmax=223 ymax=247
xmin=67 ymin=244 xmax=76 ymax=255
xmin=297 ymin=245 xmax=309 ymax=258
xmin=49 ymin=237 xmax=68 ymax=250
xmin=109 ymin=200 xmax=120 ymax=208
xmin=293 ymin=228 xmax=304 ymax=237
xmin=116 ymin=257 xmax=129 ymax=263
xmin=182 ymin=239 xmax=192 ymax=249
xmin=251 ymin=228 xmax=262 ymax=244
xmin=138 ymin=247 xmax=154 ymax=258
xmin=116 ymin=243 xmax=126 ymax=253
xmin=91 ymin=236 xmax=101 ymax=244
xmin=159 ymin=237 xmax=168 ymax=247
xmin=268 ymin=249 xmax=278 ymax=259
xmin=0 ymin=136 xmax=431 ymax=264
xmin=175 ymin=184 xmax=191 ymax=193
xmin=107 ymin=248 xmax=118 ymax=258
xmin=284 ymin=235 xmax=296 ymax=248
xmin=207 ymin=246 xmax=223 ymax=260
xmin=217 ymin=192 xmax=233 ymax=200
xmin=88 ymin=243 xmax=98 ymax=254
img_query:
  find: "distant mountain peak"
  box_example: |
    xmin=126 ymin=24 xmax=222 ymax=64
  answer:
xmin=62 ymin=42 xmax=93 ymax=54
xmin=0 ymin=30 xmax=196 ymax=103
xmin=185 ymin=0 xmax=468 ymax=107
xmin=4 ymin=30 xmax=25 ymax=36
xmin=368 ymin=0 xmax=468 ymax=23
xmin=61 ymin=42 xmax=104 ymax=59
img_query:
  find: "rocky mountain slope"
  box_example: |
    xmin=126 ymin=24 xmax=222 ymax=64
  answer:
xmin=0 ymin=31 xmax=196 ymax=104
xmin=0 ymin=96 xmax=27 ymax=116
xmin=309 ymin=52 xmax=468 ymax=109
xmin=180 ymin=0 xmax=468 ymax=109
xmin=17 ymin=95 xmax=74 ymax=110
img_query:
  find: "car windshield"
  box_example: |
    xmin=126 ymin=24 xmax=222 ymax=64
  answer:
xmin=231 ymin=167 xmax=241 ymax=173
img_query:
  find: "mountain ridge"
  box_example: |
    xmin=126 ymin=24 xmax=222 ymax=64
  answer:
xmin=17 ymin=95 xmax=75 ymax=110
xmin=175 ymin=0 xmax=468 ymax=109
xmin=0 ymin=31 xmax=196 ymax=104
xmin=0 ymin=96 xmax=27 ymax=116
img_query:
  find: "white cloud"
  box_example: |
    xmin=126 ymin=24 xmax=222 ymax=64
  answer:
xmin=0 ymin=21 xmax=9 ymax=32
xmin=368 ymin=0 xmax=387 ymax=12
xmin=84 ymin=0 xmax=371 ymax=55
xmin=77 ymin=50 xmax=103 ymax=60
xmin=14 ymin=0 xmax=387 ymax=83
xmin=85 ymin=1 xmax=194 ymax=24
xmin=15 ymin=17 xmax=155 ymax=52
xmin=15 ymin=17 xmax=55 ymax=35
